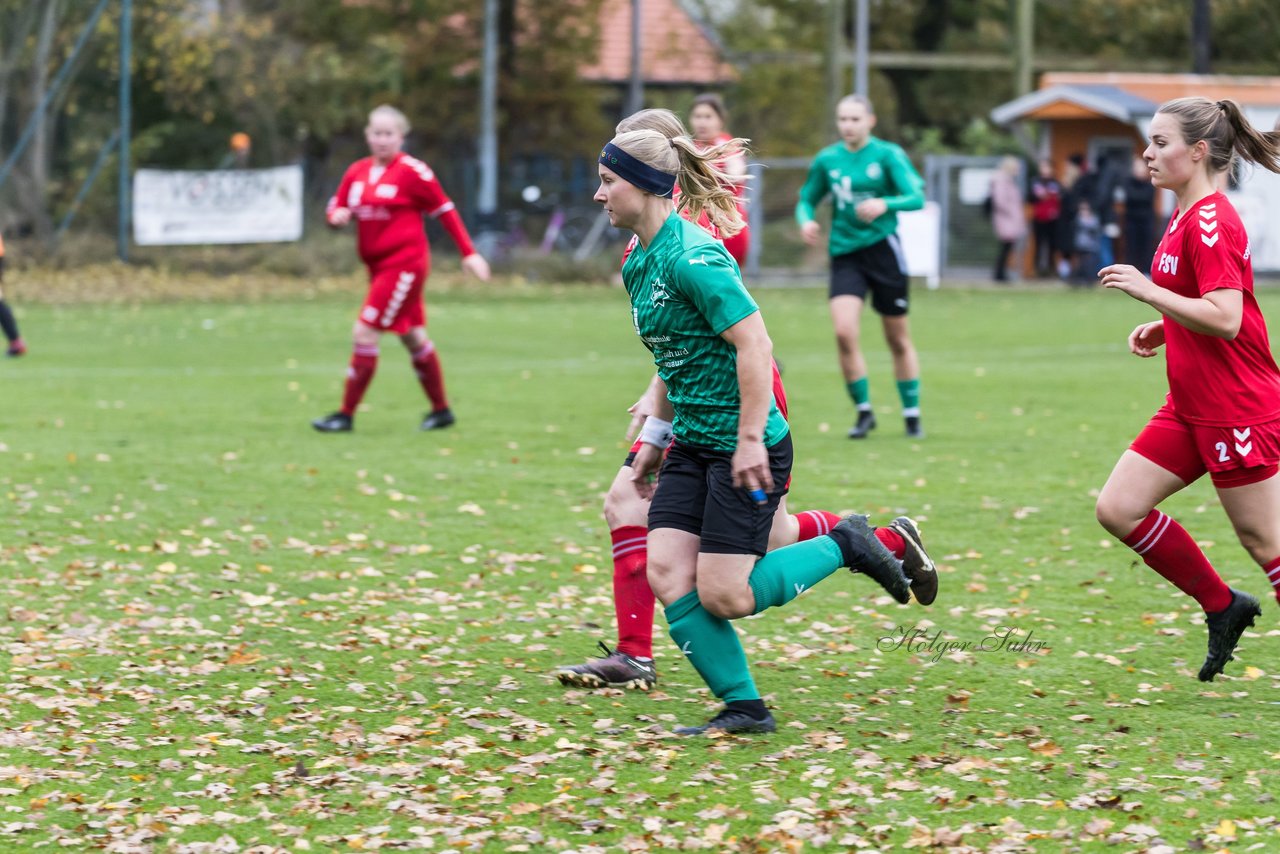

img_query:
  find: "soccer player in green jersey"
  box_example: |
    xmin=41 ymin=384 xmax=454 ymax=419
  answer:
xmin=797 ymin=95 xmax=926 ymax=439
xmin=594 ymin=121 xmax=933 ymax=735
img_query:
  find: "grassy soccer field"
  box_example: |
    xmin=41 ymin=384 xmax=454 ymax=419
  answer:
xmin=3 ymin=281 xmax=1280 ymax=851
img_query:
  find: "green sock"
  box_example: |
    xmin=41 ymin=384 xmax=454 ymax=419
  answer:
xmin=664 ymin=590 xmax=759 ymax=703
xmin=747 ymin=537 xmax=844 ymax=614
xmin=847 ymin=376 xmax=871 ymax=410
xmin=896 ymin=378 xmax=920 ymax=415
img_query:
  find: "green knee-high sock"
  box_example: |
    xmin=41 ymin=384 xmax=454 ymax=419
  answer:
xmin=897 ymin=378 xmax=920 ymax=416
xmin=847 ymin=377 xmax=871 ymax=410
xmin=664 ymin=590 xmax=759 ymax=703
xmin=747 ymin=537 xmax=844 ymax=614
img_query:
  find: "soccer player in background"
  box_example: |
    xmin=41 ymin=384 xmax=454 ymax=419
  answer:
xmin=1094 ymin=97 xmax=1280 ymax=682
xmin=312 ymin=105 xmax=490 ymax=433
xmin=556 ymin=109 xmax=936 ymax=692
xmin=0 ymin=229 xmax=25 ymax=357
xmin=591 ymin=120 xmax=932 ymax=734
xmin=796 ymin=95 xmax=926 ymax=439
xmin=687 ymin=93 xmax=750 ymax=265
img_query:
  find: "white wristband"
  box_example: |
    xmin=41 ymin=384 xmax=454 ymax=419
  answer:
xmin=638 ymin=416 xmax=673 ymax=449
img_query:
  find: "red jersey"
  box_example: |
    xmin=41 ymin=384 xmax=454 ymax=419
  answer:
xmin=328 ymin=152 xmax=474 ymax=270
xmin=1152 ymin=192 xmax=1280 ymax=426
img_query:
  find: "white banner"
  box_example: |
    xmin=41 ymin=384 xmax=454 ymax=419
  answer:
xmin=133 ymin=165 xmax=304 ymax=245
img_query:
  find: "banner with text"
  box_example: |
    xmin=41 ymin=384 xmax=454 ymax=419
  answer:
xmin=133 ymin=165 xmax=304 ymax=245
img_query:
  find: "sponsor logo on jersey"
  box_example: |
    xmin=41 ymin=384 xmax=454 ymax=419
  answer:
xmin=1157 ymin=252 xmax=1179 ymax=276
xmin=375 ymin=184 xmax=398 ymax=199
xmin=347 ymin=181 xmax=365 ymax=208
xmin=830 ymin=174 xmax=855 ymax=209
xmin=651 ymin=279 xmax=670 ymax=308
xmin=866 ymin=162 xmax=882 ymax=180
xmin=688 ymin=255 xmax=709 ymax=266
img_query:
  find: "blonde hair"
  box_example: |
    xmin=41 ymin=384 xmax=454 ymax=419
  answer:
xmin=368 ymin=104 xmax=410 ymax=135
xmin=609 ymin=126 xmax=750 ymax=237
xmin=1158 ymin=97 xmax=1280 ymax=177
xmin=617 ymin=108 xmax=684 ymax=138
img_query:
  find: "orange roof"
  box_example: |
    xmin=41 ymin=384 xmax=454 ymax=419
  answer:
xmin=579 ymin=0 xmax=735 ymax=86
xmin=1041 ymin=72 xmax=1280 ymax=108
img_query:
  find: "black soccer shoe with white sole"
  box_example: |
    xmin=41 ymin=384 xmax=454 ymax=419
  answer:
xmin=674 ymin=706 xmax=777 ymax=736
xmin=888 ymin=515 xmax=937 ymax=606
xmin=1198 ymin=588 xmax=1261 ymax=682
xmin=848 ymin=409 xmax=877 ymax=439
xmin=829 ymin=514 xmax=911 ymax=604
xmin=420 ymin=408 xmax=456 ymax=431
xmin=554 ymin=642 xmax=656 ymax=691
xmin=311 ymin=412 xmax=353 ymax=432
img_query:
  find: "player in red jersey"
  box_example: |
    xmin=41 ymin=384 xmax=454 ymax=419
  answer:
xmin=687 ymin=93 xmax=750 ymax=265
xmin=312 ymin=105 xmax=490 ymax=433
xmin=1094 ymin=97 xmax=1280 ymax=681
xmin=555 ymin=110 xmax=936 ymax=693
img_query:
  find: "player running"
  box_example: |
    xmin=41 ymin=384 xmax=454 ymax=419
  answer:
xmin=591 ymin=119 xmax=934 ymax=734
xmin=797 ymin=95 xmax=926 ymax=439
xmin=312 ymin=105 xmax=490 ymax=433
xmin=556 ymin=110 xmax=936 ymax=693
xmin=1095 ymin=97 xmax=1280 ymax=681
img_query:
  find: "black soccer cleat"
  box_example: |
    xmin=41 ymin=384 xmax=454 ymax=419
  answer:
xmin=1198 ymin=588 xmax=1261 ymax=682
xmin=311 ymin=412 xmax=353 ymax=432
xmin=674 ymin=706 xmax=777 ymax=736
xmin=554 ymin=642 xmax=657 ymax=691
xmin=848 ymin=409 xmax=876 ymax=439
xmin=888 ymin=515 xmax=937 ymax=606
xmin=420 ymin=408 xmax=456 ymax=431
xmin=905 ymin=415 xmax=924 ymax=439
xmin=829 ymin=514 xmax=911 ymax=604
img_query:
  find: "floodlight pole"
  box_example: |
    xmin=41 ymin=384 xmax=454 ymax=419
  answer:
xmin=118 ymin=0 xmax=132 ymax=261
xmin=626 ymin=0 xmax=643 ymax=114
xmin=854 ymin=0 xmax=868 ymax=98
xmin=475 ymin=0 xmax=499 ymax=256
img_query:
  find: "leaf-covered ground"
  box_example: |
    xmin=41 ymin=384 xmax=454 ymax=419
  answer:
xmin=3 ymin=281 xmax=1279 ymax=852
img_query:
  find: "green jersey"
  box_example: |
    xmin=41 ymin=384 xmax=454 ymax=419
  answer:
xmin=795 ymin=137 xmax=925 ymax=256
xmin=622 ymin=212 xmax=789 ymax=451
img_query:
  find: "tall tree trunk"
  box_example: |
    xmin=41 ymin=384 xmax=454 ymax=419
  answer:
xmin=0 ymin=4 xmax=40 ymax=188
xmin=26 ymin=0 xmax=61 ymax=241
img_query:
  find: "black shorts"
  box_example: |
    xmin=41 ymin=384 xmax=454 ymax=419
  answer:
xmin=829 ymin=235 xmax=910 ymax=316
xmin=647 ymin=434 xmax=793 ymax=556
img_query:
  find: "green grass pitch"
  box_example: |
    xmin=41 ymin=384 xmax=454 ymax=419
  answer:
xmin=3 ymin=282 xmax=1278 ymax=850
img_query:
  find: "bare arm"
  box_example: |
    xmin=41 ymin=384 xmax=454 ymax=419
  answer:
xmin=720 ymin=311 xmax=775 ymax=496
xmin=1100 ymin=264 xmax=1242 ymax=339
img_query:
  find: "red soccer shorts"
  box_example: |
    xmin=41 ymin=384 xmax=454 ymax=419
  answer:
xmin=1130 ymin=401 xmax=1280 ymax=489
xmin=358 ymin=265 xmax=426 ymax=334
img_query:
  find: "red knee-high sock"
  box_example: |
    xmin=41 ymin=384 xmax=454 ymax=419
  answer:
xmin=797 ymin=509 xmax=905 ymax=558
xmin=795 ymin=510 xmax=840 ymax=541
xmin=610 ymin=526 xmax=654 ymax=659
xmin=341 ymin=345 xmax=379 ymax=416
xmin=1262 ymin=555 xmax=1280 ymax=605
xmin=411 ymin=341 xmax=449 ymax=412
xmin=1122 ymin=509 xmax=1233 ymax=612
xmin=875 ymin=526 xmax=906 ymax=560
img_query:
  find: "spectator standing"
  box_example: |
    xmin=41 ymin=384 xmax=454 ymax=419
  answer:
xmin=990 ymin=156 xmax=1028 ymax=282
xmin=1029 ymin=159 xmax=1062 ymax=277
xmin=1123 ymin=154 xmax=1157 ymax=268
